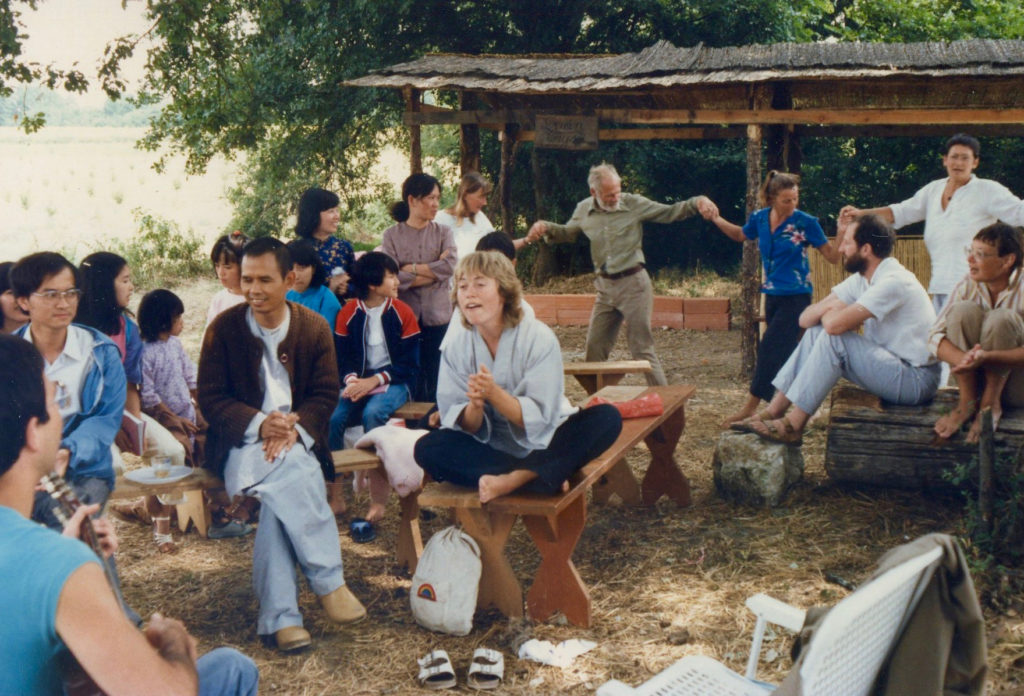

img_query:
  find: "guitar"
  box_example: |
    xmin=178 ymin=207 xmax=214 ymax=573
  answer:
xmin=39 ymin=472 xmax=115 ymax=696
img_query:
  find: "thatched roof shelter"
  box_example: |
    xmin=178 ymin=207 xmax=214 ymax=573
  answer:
xmin=346 ymin=38 xmax=1024 ymax=375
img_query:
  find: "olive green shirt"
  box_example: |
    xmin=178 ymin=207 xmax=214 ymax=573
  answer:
xmin=541 ymin=193 xmax=701 ymax=275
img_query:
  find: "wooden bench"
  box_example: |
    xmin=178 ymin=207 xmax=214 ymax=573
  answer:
xmin=110 ymin=448 xmax=383 ymax=537
xmin=563 ymin=360 xmax=653 ymax=395
xmin=826 ymin=383 xmax=1024 ymax=489
xmin=412 ymin=384 xmax=695 ymax=627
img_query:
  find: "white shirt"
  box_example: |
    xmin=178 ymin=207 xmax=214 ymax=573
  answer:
xmin=435 ymin=209 xmax=496 ymax=263
xmin=364 ymin=303 xmax=389 ymax=372
xmin=241 ymin=307 xmax=312 ymax=449
xmin=890 ymin=175 xmax=1024 ymax=295
xmin=25 ymin=324 xmax=95 ymax=421
xmin=832 ymin=257 xmax=937 ymax=366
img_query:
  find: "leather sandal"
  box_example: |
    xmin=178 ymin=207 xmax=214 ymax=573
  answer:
xmin=416 ymin=649 xmax=456 ymax=690
xmin=750 ymin=417 xmax=803 ymax=445
xmin=467 ymin=647 xmax=504 ymax=690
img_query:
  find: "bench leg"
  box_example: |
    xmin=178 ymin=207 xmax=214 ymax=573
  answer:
xmin=522 ymin=494 xmax=591 ymax=627
xmin=592 ymin=459 xmax=642 ymax=506
xmin=641 ymin=407 xmax=691 ymax=507
xmin=396 ymin=493 xmax=423 ymax=573
xmin=175 ymin=488 xmax=210 ymax=537
xmin=455 ymin=507 xmax=522 ymax=619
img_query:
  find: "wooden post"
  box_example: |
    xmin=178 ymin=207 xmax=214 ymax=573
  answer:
xmin=459 ymin=91 xmax=481 ymax=175
xmin=978 ymin=407 xmax=994 ymax=537
xmin=406 ymin=88 xmax=422 ymax=175
xmin=741 ymin=124 xmax=762 ymax=379
xmin=498 ymin=124 xmax=517 ymax=235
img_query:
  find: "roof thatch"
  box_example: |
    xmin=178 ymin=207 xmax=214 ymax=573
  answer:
xmin=345 ymin=39 xmax=1024 ymax=92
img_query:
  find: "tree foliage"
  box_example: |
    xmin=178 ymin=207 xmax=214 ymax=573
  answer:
xmin=7 ymin=0 xmax=1024 ymax=269
xmin=1 ymin=0 xmax=88 ymax=131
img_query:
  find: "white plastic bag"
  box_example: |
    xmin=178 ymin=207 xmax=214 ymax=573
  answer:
xmin=410 ymin=526 xmax=481 ymax=636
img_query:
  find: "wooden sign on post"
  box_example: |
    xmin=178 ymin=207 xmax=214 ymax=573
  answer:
xmin=535 ymin=115 xmax=598 ymax=150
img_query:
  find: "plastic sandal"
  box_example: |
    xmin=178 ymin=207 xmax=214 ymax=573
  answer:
xmin=349 ymin=517 xmax=376 ymax=544
xmin=152 ymin=516 xmax=178 ymax=554
xmin=467 ymin=647 xmax=504 ymax=690
xmin=208 ymin=519 xmax=254 ymax=539
xmin=416 ymin=649 xmax=456 ymax=690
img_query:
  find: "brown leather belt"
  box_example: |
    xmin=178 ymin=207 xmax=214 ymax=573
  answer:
xmin=598 ymin=264 xmax=645 ymax=280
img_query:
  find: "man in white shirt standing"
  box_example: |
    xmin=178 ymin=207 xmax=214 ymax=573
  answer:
xmin=930 ymin=223 xmax=1024 ymax=442
xmin=733 ymin=215 xmax=941 ymax=444
xmin=841 ymin=133 xmax=1024 ymax=314
xmin=199 ymin=237 xmax=365 ymax=653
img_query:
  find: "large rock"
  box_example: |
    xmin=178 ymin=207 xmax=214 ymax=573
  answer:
xmin=712 ymin=431 xmax=804 ymax=507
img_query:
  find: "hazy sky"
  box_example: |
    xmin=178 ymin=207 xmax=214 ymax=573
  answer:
xmin=16 ymin=0 xmax=150 ymax=103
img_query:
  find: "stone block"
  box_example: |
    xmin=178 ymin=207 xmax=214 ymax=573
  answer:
xmin=712 ymin=431 xmax=804 ymax=507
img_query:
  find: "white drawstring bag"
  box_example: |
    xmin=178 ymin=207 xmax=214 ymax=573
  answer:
xmin=410 ymin=526 xmax=481 ymax=636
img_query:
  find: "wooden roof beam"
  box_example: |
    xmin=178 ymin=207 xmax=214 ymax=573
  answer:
xmin=404 ymin=107 xmax=1024 ymax=127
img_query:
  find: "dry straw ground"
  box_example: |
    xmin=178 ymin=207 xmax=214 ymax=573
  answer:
xmin=110 ymin=275 xmax=1024 ymax=696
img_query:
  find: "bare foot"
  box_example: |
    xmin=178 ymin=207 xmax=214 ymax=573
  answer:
xmin=966 ymin=407 xmax=1002 ymax=444
xmin=478 ymin=469 xmax=537 ymax=504
xmin=934 ymin=405 xmax=974 ymax=440
xmin=365 ymin=502 xmax=386 ymax=523
xmin=326 ymin=483 xmax=348 ymax=517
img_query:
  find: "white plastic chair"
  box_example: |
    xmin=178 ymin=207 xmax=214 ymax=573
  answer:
xmin=597 ymin=544 xmax=943 ymax=696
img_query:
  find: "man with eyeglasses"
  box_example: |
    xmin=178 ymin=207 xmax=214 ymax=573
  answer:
xmin=732 ymin=215 xmax=941 ymax=445
xmin=930 ymin=223 xmax=1024 ymax=443
xmin=840 ymin=133 xmax=1024 ymax=316
xmin=10 ymin=252 xmax=126 ymax=520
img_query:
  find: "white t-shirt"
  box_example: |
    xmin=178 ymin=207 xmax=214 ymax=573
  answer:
xmin=890 ymin=175 xmax=1024 ymax=295
xmin=832 ymin=257 xmax=936 ymax=366
xmin=364 ymin=303 xmax=389 ymax=371
xmin=435 ymin=209 xmax=496 ymax=263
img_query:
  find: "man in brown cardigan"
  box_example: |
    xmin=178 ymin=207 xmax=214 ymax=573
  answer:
xmin=199 ymin=237 xmax=365 ymax=653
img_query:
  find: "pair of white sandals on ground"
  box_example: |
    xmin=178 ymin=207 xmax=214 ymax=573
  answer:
xmin=417 ymin=648 xmax=503 ymax=690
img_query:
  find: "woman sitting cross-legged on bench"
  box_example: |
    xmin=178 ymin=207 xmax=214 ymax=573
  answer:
xmin=414 ymin=251 xmax=623 ymax=503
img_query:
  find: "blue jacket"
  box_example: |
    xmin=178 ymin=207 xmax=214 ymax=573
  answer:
xmin=335 ymin=297 xmax=420 ymax=387
xmin=16 ymin=323 xmax=126 ymax=486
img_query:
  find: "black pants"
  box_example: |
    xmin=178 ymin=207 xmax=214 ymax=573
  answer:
xmin=417 ymin=323 xmax=447 ymax=402
xmin=414 ymin=404 xmax=623 ymax=495
xmin=750 ymin=293 xmax=811 ymax=402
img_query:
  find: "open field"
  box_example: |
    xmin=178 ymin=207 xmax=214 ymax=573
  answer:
xmin=106 ymin=277 xmax=1024 ymax=696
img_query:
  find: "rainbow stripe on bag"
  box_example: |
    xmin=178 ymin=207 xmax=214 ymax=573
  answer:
xmin=416 ymin=583 xmax=437 ymax=602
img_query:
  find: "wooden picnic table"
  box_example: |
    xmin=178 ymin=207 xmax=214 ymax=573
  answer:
xmin=415 ymin=383 xmax=695 ymax=627
xmin=562 ymin=360 xmax=653 ymax=395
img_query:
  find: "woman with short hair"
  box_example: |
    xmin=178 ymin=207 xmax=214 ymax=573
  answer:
xmin=414 ymin=252 xmax=622 ymax=503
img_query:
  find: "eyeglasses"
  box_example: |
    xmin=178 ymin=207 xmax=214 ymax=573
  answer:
xmin=964 ymin=246 xmax=1001 ymax=261
xmin=32 ymin=289 xmax=82 ymax=303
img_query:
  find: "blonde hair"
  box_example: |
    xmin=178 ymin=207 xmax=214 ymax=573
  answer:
xmin=451 ymin=252 xmax=524 ymax=329
xmin=759 ymin=170 xmax=800 ymax=207
xmin=446 ymin=172 xmax=492 ymax=224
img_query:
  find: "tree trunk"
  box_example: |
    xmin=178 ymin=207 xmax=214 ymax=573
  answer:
xmin=406 ymin=88 xmax=422 ymax=175
xmin=530 ymin=145 xmax=560 ymax=286
xmin=459 ymin=91 xmax=480 ymax=176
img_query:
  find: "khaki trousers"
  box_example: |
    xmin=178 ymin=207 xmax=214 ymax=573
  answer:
xmin=944 ymin=301 xmax=1024 ymax=407
xmin=586 ymin=269 xmax=667 ymax=386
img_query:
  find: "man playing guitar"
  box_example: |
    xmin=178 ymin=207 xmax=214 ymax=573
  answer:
xmin=0 ymin=334 xmax=257 ymax=696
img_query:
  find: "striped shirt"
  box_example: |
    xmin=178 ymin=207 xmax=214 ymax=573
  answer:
xmin=928 ymin=269 xmax=1024 ymax=356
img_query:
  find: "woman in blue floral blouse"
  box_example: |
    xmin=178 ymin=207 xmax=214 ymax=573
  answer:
xmin=707 ymin=171 xmax=845 ymax=426
xmin=295 ymin=187 xmax=355 ymax=298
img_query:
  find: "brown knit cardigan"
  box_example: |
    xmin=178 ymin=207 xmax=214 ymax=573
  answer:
xmin=198 ymin=302 xmax=340 ymax=478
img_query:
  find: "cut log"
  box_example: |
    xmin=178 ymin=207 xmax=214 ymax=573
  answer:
xmin=825 ymin=384 xmax=1024 ymax=490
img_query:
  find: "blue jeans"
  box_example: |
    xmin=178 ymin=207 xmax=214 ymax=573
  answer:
xmin=198 ymin=647 xmax=259 ymax=696
xmin=328 ymin=383 xmax=410 ymax=449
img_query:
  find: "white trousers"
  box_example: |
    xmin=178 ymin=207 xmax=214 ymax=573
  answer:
xmin=224 ymin=442 xmax=345 ymax=635
xmin=772 ymin=325 xmax=941 ymax=416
